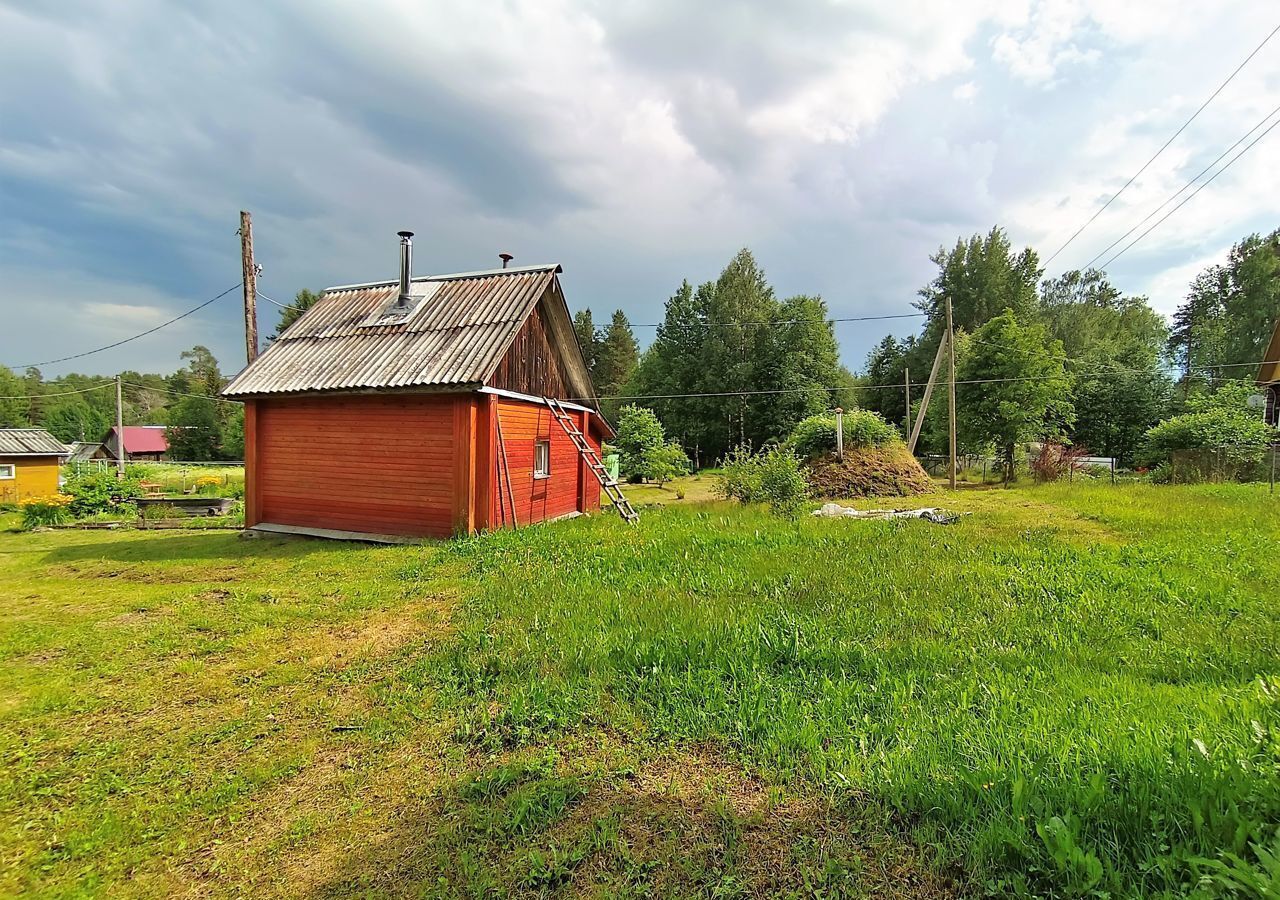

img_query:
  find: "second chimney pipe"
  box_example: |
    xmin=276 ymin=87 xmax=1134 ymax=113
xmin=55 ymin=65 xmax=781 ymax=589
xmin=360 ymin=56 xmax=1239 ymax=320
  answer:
xmin=397 ymin=231 xmax=414 ymax=307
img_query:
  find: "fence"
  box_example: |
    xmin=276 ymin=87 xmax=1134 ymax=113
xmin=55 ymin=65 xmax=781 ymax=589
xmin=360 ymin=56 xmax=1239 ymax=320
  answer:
xmin=919 ymin=444 xmax=1280 ymax=489
xmin=64 ymin=460 xmax=246 ymax=496
xmin=917 ymin=453 xmax=1119 ymax=485
xmin=1165 ymin=446 xmax=1279 ymax=486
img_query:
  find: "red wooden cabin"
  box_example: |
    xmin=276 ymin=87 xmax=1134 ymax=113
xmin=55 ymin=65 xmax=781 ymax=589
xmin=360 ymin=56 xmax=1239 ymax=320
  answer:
xmin=223 ymin=234 xmax=612 ymax=540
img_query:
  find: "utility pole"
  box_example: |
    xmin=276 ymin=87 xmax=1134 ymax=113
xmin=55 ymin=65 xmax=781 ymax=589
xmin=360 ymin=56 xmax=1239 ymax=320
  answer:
xmin=239 ymin=210 xmax=259 ymax=364
xmin=114 ymin=376 xmax=125 ymax=480
xmin=907 ymin=331 xmax=947 ymax=454
xmin=946 ymin=294 xmax=957 ymax=490
xmin=903 ymin=367 xmax=911 ymax=440
xmin=834 ymin=408 xmax=844 ymax=462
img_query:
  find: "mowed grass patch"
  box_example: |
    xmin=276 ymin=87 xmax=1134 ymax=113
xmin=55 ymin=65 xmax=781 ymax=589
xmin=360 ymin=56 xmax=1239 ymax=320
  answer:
xmin=3 ymin=484 xmax=1279 ymax=897
xmin=0 ymin=529 xmax=457 ymax=897
xmin=435 ymin=484 xmax=1280 ymax=896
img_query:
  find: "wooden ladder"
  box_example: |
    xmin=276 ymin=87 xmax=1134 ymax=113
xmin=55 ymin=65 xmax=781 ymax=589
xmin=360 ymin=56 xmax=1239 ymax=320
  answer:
xmin=545 ymin=397 xmax=639 ymax=524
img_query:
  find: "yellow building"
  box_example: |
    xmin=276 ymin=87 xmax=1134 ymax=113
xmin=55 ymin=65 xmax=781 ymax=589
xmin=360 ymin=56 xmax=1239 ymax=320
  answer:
xmin=0 ymin=429 xmax=68 ymax=504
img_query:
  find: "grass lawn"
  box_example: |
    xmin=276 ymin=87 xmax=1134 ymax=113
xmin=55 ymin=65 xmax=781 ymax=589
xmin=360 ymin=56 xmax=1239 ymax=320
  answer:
xmin=3 ymin=484 xmax=1279 ymax=897
xmin=607 ymin=472 xmax=721 ymax=507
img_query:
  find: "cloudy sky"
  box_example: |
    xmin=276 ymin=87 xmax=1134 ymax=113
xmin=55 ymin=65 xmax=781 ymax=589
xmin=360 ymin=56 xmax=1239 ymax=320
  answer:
xmin=1 ymin=0 xmax=1277 ymax=380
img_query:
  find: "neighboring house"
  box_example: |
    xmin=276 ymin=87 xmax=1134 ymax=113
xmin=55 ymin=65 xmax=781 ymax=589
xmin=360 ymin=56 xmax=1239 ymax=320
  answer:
xmin=66 ymin=441 xmax=104 ymax=463
xmin=101 ymin=425 xmax=169 ymax=462
xmin=0 ymin=429 xmax=69 ymax=503
xmin=1259 ymin=318 xmax=1280 ymax=427
xmin=222 ymin=232 xmax=613 ymax=540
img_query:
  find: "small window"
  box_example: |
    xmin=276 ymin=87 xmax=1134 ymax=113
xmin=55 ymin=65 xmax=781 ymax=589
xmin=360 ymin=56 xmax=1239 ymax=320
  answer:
xmin=534 ymin=440 xmax=551 ymax=478
xmin=0 ymin=464 xmax=14 ymax=479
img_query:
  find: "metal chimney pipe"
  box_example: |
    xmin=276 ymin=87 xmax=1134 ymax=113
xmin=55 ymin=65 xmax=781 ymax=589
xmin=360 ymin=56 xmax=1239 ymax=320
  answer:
xmin=499 ymin=252 xmax=513 ymax=269
xmin=397 ymin=231 xmax=414 ymax=307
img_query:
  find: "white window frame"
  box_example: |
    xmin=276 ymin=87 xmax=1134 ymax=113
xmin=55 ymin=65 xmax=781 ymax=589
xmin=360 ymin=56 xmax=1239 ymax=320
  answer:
xmin=533 ymin=440 xmax=551 ymax=479
xmin=0 ymin=464 xmax=14 ymax=480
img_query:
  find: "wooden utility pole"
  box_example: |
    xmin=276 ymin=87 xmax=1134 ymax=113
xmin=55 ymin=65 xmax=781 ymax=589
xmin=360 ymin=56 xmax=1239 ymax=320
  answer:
xmin=834 ymin=408 xmax=844 ymax=462
xmin=908 ymin=332 xmax=947 ymax=454
xmin=903 ymin=367 xmax=912 ymax=440
xmin=239 ymin=210 xmax=259 ymax=364
xmin=114 ymin=376 xmax=125 ymax=479
xmin=946 ymin=294 xmax=957 ymax=489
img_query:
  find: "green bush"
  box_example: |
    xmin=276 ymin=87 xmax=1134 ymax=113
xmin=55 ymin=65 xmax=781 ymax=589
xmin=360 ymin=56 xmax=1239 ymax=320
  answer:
xmin=644 ymin=442 xmax=691 ymax=486
xmin=63 ymin=469 xmax=144 ymax=517
xmin=715 ymin=445 xmax=809 ymax=517
xmin=614 ymin=405 xmax=667 ymax=482
xmin=788 ymin=411 xmax=897 ymax=460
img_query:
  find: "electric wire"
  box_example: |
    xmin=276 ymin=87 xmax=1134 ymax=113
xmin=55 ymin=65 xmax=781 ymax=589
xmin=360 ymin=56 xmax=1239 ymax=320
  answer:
xmin=1097 ymin=114 xmax=1280 ymax=270
xmin=1080 ymin=102 xmax=1280 ymax=272
xmin=9 ymin=282 xmax=243 ymax=370
xmin=1042 ymin=21 xmax=1280 ymax=267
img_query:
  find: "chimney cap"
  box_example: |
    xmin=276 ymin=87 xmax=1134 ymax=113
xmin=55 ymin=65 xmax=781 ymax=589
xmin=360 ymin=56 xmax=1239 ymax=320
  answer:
xmin=499 ymin=252 xmax=514 ymax=268
xmin=398 ymin=230 xmax=414 ymax=239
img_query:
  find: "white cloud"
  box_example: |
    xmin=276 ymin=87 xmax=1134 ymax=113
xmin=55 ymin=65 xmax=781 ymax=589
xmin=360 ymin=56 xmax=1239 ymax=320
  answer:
xmin=0 ymin=0 xmax=1277 ymax=377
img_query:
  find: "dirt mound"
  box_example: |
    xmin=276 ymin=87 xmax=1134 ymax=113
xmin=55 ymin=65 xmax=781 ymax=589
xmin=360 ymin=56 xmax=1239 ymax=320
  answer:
xmin=805 ymin=443 xmax=934 ymax=499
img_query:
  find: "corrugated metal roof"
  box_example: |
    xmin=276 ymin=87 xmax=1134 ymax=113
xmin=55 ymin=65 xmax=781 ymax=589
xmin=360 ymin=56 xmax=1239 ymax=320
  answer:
xmin=110 ymin=426 xmax=169 ymax=454
xmin=0 ymin=428 xmax=68 ymax=456
xmin=223 ymin=266 xmax=562 ymax=398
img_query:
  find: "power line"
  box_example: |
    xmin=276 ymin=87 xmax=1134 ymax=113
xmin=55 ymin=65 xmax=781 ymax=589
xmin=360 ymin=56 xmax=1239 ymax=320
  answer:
xmin=121 ymin=380 xmax=240 ymax=405
xmin=0 ymin=381 xmax=115 ymax=401
xmin=259 ymin=285 xmax=926 ymax=330
xmin=1080 ymin=102 xmax=1280 ymax=272
xmin=620 ymin=312 xmax=927 ymax=329
xmin=1043 ymin=21 xmax=1280 ymax=267
xmin=262 ymin=281 xmax=921 ymax=330
xmin=9 ymin=282 xmax=243 ymax=370
xmin=580 ymin=356 xmax=1280 ymax=404
xmin=1098 ymin=114 xmax=1280 ymax=270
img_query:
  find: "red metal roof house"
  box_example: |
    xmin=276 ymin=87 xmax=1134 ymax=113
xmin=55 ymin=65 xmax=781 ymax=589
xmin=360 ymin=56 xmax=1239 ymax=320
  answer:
xmin=223 ymin=233 xmax=614 ymax=540
xmin=102 ymin=425 xmax=170 ymax=461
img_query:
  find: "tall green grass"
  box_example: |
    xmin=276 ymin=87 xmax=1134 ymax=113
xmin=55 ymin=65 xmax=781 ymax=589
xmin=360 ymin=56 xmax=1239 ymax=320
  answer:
xmin=430 ymin=484 xmax=1280 ymax=896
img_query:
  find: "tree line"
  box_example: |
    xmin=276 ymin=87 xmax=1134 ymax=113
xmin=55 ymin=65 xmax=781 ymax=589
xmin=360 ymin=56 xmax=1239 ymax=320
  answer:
xmin=0 ymin=345 xmax=242 ymax=460
xmin=575 ymin=229 xmax=1278 ymax=470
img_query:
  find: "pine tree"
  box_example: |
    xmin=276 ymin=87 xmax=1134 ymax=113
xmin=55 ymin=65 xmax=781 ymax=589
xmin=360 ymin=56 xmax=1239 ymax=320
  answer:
xmin=572 ymin=308 xmax=599 ymax=380
xmin=273 ymin=289 xmax=323 ymax=337
xmin=593 ymin=310 xmax=638 ymax=420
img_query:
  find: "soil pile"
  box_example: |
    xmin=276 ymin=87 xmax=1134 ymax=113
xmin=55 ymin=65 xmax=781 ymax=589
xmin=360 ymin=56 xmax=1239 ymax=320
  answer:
xmin=805 ymin=443 xmax=934 ymax=498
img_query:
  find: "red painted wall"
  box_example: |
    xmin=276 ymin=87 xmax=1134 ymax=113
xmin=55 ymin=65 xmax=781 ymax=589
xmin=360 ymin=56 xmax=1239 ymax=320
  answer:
xmin=489 ymin=397 xmax=600 ymax=528
xmin=251 ymin=394 xmax=458 ymax=538
xmin=244 ymin=392 xmax=603 ymax=538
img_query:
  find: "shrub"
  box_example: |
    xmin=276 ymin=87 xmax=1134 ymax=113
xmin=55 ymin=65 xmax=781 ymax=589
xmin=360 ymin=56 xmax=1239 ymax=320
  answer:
xmin=645 ymin=442 xmax=691 ymax=487
xmin=614 ymin=405 xmax=667 ymax=482
xmin=63 ymin=469 xmax=144 ymax=517
xmin=715 ymin=445 xmax=809 ymax=517
xmin=716 ymin=445 xmax=763 ymax=504
xmin=20 ymin=494 xmax=74 ymax=529
xmin=788 ymin=411 xmax=897 ymax=460
xmin=1029 ymin=442 xmax=1088 ymax=483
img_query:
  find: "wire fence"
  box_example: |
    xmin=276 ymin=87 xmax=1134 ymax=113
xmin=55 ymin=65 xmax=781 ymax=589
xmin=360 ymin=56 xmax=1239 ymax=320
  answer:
xmin=918 ymin=444 xmax=1280 ymax=490
xmin=64 ymin=460 xmax=245 ymax=496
